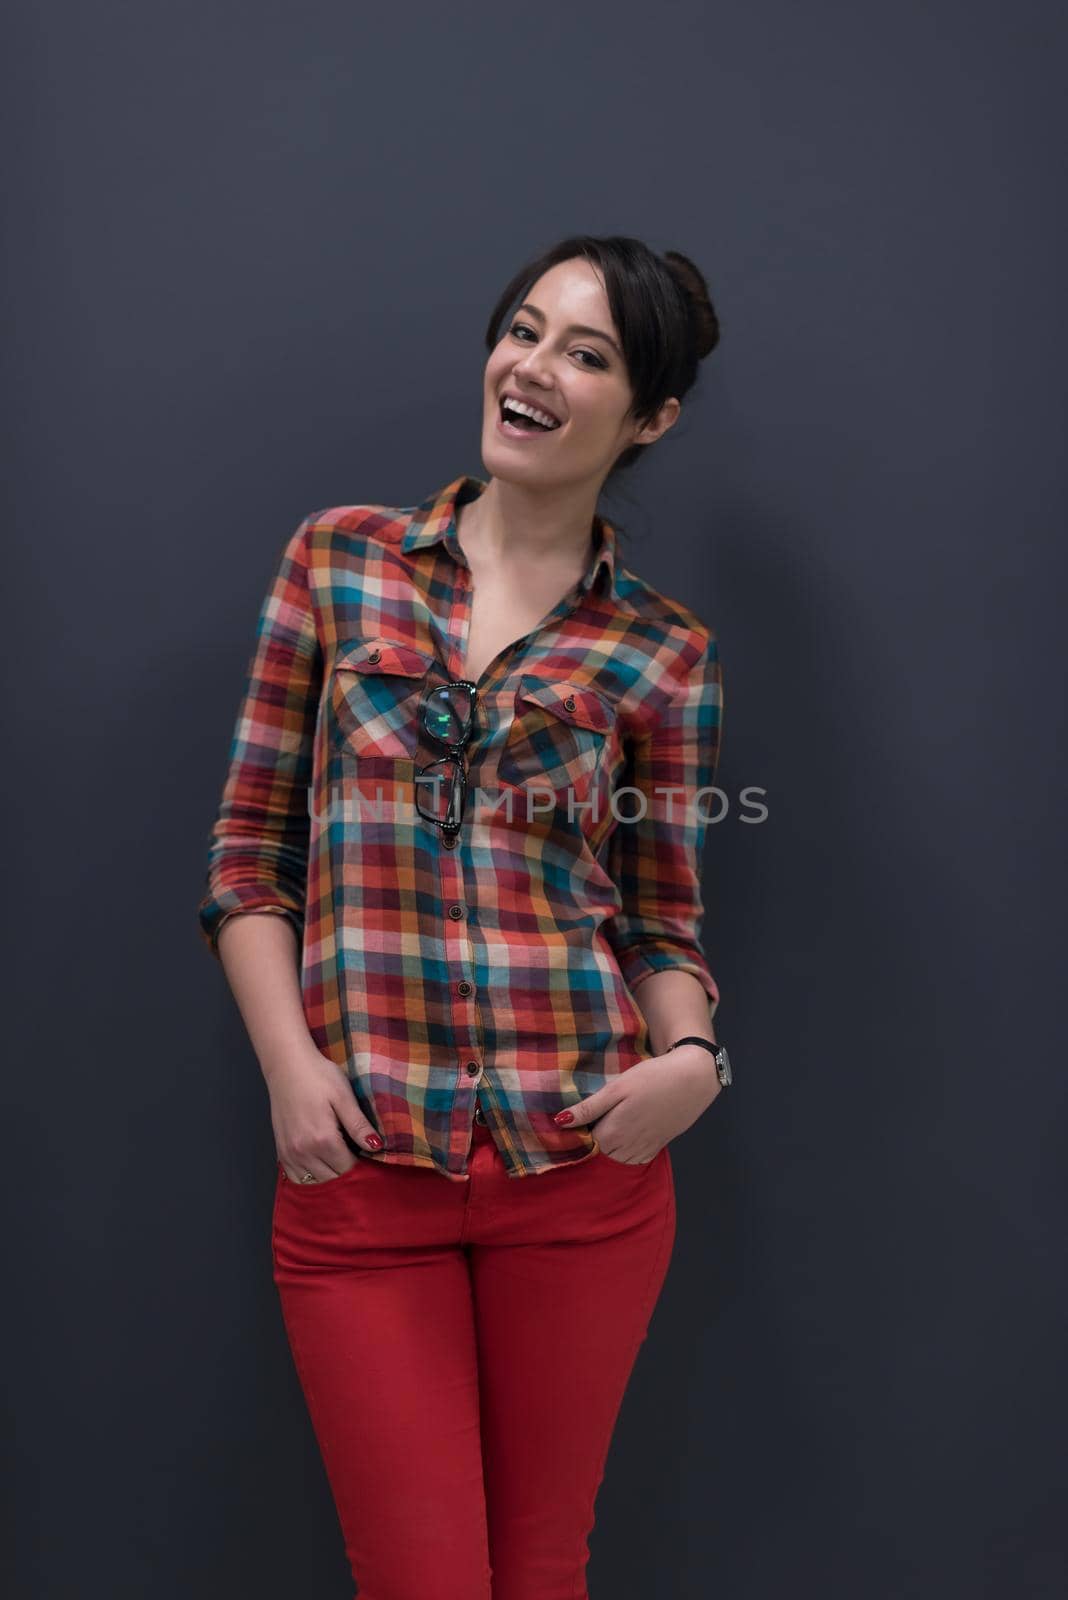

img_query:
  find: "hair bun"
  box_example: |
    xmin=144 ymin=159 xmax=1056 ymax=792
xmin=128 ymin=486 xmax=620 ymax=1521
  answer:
xmin=663 ymin=249 xmax=720 ymax=359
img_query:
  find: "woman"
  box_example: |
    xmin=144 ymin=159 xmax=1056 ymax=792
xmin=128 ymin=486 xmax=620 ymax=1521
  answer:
xmin=197 ymin=233 xmax=732 ymax=1600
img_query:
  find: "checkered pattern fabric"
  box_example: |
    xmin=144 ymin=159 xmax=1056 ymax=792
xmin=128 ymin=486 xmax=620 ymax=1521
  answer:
xmin=197 ymin=475 xmax=723 ymax=1179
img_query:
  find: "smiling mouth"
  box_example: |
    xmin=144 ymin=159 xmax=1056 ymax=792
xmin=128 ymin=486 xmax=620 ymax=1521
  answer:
xmin=498 ymin=395 xmax=562 ymax=433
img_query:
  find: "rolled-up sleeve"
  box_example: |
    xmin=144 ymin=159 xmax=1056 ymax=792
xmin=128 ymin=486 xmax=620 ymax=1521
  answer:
xmin=196 ymin=515 xmax=322 ymax=960
xmin=602 ymin=629 xmax=723 ymax=1016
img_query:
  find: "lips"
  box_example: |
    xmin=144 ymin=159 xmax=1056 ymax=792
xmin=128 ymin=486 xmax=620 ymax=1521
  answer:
xmin=496 ymin=408 xmax=557 ymax=444
xmin=498 ymin=391 xmax=563 ymax=428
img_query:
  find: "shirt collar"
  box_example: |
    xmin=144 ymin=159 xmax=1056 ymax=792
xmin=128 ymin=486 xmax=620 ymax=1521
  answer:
xmin=401 ymin=474 xmax=620 ymax=602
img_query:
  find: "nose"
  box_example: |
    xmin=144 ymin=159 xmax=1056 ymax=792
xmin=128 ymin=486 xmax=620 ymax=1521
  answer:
xmin=512 ymin=345 xmax=555 ymax=390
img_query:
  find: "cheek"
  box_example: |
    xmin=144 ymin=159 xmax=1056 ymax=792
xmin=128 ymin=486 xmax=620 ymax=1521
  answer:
xmin=601 ymin=396 xmax=639 ymax=448
xmin=484 ymin=348 xmax=511 ymax=391
xmin=483 ymin=370 xmax=506 ymax=419
xmin=567 ymin=397 xmax=625 ymax=451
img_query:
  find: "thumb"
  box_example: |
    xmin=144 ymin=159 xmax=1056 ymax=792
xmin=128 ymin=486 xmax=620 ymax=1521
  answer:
xmin=554 ymin=1083 xmax=620 ymax=1127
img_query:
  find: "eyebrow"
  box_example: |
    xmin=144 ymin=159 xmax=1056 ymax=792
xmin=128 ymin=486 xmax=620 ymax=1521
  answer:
xmin=515 ymin=302 xmax=622 ymax=360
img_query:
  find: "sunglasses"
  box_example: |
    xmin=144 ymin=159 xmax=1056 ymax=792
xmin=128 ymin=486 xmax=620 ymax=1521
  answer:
xmin=415 ymin=679 xmax=478 ymax=834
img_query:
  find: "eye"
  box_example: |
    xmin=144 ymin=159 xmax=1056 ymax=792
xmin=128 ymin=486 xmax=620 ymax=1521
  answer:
xmin=507 ymin=321 xmax=607 ymax=370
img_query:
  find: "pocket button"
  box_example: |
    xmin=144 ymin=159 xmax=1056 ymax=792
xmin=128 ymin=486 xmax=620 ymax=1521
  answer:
xmin=497 ymin=678 xmax=614 ymax=801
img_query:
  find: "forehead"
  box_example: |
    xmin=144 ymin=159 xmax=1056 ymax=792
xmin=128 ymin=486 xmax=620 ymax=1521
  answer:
xmin=522 ymin=257 xmax=614 ymax=330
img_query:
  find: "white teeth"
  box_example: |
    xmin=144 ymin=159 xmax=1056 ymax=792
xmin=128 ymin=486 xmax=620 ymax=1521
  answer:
xmin=501 ymin=395 xmax=560 ymax=430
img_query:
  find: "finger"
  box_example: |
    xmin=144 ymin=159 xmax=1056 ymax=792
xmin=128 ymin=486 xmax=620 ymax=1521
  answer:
xmin=600 ymin=1145 xmax=657 ymax=1166
xmin=283 ymin=1149 xmax=350 ymax=1183
xmin=339 ymin=1121 xmax=382 ymax=1155
xmin=556 ymin=1086 xmax=621 ymax=1127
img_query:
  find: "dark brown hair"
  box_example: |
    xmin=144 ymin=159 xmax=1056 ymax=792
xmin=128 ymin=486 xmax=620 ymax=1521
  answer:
xmin=484 ymin=234 xmax=721 ymax=480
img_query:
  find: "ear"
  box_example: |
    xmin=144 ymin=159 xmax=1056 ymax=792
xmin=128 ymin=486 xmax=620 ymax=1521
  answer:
xmin=632 ymin=395 xmax=681 ymax=448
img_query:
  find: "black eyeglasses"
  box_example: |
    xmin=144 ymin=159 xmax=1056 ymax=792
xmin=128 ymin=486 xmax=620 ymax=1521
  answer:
xmin=415 ymin=680 xmax=478 ymax=835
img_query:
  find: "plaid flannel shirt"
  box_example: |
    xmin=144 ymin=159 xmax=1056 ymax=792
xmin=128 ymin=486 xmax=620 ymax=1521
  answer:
xmin=197 ymin=474 xmax=723 ymax=1179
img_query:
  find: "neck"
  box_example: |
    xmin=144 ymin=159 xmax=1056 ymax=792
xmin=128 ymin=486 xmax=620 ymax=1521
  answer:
xmin=459 ymin=476 xmax=600 ymax=578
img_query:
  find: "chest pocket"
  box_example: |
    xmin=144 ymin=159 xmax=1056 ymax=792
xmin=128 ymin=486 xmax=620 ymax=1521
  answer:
xmin=497 ymin=677 xmax=615 ymax=803
xmin=330 ymin=636 xmax=435 ymax=766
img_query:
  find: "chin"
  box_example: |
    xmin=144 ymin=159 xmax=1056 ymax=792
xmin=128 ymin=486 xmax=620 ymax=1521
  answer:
xmin=480 ymin=428 xmax=548 ymax=484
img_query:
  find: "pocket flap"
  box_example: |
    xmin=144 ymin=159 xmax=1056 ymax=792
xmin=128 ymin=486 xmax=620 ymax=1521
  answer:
xmin=335 ymin=637 xmax=435 ymax=678
xmin=515 ymin=678 xmax=613 ymax=735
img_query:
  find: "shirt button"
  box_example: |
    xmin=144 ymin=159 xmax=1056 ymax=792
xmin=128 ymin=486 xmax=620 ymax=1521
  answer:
xmin=367 ymin=648 xmax=381 ymax=663
xmin=457 ymin=980 xmax=473 ymax=997
xmin=473 ymin=1104 xmax=487 ymax=1125
xmin=442 ymin=833 xmax=459 ymax=850
xmin=448 ymin=903 xmax=465 ymax=920
xmin=563 ymin=694 xmax=576 ymax=712
xmin=464 ymin=1060 xmax=480 ymax=1077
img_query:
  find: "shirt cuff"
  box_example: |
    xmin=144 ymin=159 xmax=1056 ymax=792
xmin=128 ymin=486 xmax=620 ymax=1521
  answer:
xmin=621 ymin=946 xmax=720 ymax=1018
xmin=198 ymin=893 xmax=305 ymax=960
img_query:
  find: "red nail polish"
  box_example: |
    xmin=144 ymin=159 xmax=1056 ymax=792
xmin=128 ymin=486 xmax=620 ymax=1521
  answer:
xmin=554 ymin=1110 xmax=574 ymax=1125
xmin=366 ymin=1134 xmax=383 ymax=1149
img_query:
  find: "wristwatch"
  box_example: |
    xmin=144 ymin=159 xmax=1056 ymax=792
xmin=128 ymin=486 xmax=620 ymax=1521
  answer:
xmin=667 ymin=1035 xmax=733 ymax=1088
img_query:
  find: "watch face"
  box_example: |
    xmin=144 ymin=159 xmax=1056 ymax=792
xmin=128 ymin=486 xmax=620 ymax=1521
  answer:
xmin=716 ymin=1045 xmax=733 ymax=1086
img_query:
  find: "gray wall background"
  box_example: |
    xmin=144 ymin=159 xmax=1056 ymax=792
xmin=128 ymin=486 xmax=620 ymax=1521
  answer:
xmin=4 ymin=2 xmax=1065 ymax=1596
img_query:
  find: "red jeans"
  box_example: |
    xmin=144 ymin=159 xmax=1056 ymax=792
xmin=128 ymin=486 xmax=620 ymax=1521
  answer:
xmin=271 ymin=1114 xmax=677 ymax=1600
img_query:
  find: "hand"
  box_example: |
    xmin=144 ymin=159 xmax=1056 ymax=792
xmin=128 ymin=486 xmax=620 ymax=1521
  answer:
xmin=554 ymin=1046 xmax=724 ymax=1164
xmin=266 ymin=1040 xmax=384 ymax=1182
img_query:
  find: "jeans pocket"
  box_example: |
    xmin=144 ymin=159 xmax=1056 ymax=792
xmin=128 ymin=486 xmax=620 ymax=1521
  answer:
xmin=277 ymin=1154 xmax=370 ymax=1197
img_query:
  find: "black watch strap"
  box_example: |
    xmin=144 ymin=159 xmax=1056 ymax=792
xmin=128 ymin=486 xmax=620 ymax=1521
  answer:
xmin=667 ymin=1035 xmax=733 ymax=1087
